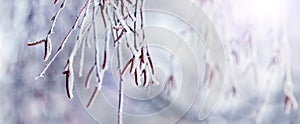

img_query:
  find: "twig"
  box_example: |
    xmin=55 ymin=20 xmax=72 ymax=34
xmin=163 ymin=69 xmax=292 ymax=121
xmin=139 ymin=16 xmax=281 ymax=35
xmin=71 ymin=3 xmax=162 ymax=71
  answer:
xmin=35 ymin=0 xmax=90 ymax=80
xmin=117 ymin=44 xmax=124 ymax=124
xmin=133 ymin=0 xmax=138 ymax=49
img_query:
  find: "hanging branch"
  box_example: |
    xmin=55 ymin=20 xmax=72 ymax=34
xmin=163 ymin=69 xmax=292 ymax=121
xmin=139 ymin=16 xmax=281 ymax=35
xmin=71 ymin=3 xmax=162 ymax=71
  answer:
xmin=27 ymin=0 xmax=67 ymax=61
xmin=27 ymin=0 xmax=90 ymax=99
xmin=29 ymin=0 xmax=157 ymax=123
xmin=86 ymin=4 xmax=105 ymax=108
xmin=34 ymin=0 xmax=90 ymax=80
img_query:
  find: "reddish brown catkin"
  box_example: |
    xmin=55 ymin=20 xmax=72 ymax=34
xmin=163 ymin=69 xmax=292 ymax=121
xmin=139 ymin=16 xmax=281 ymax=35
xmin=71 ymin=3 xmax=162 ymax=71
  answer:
xmin=142 ymin=69 xmax=146 ymax=86
xmin=134 ymin=69 xmax=138 ymax=86
xmin=86 ymin=86 xmax=99 ymax=108
xmin=102 ymin=50 xmax=107 ymax=69
xmin=61 ymin=60 xmax=72 ymax=99
xmin=62 ymin=69 xmax=71 ymax=99
xmin=121 ymin=58 xmax=133 ymax=75
xmin=99 ymin=1 xmax=107 ymax=28
xmin=35 ymin=0 xmax=89 ymax=79
xmin=130 ymin=56 xmax=135 ymax=73
xmin=54 ymin=0 xmax=58 ymax=4
xmin=85 ymin=65 xmax=95 ymax=89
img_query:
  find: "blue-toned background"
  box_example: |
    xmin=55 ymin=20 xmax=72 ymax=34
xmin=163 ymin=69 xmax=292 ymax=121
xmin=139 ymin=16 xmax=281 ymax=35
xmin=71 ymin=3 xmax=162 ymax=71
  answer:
xmin=0 ymin=0 xmax=299 ymax=123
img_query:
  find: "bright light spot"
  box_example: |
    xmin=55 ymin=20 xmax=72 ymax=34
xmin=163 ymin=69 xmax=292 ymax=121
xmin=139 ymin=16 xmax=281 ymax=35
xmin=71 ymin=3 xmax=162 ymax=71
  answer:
xmin=249 ymin=0 xmax=285 ymax=21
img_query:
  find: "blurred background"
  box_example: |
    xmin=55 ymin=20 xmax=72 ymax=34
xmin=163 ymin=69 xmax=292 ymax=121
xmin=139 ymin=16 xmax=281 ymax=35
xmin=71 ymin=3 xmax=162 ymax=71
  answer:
xmin=0 ymin=0 xmax=299 ymax=123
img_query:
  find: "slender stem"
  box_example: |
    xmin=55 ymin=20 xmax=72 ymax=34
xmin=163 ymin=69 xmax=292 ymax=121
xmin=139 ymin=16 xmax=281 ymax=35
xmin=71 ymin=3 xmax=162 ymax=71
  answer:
xmin=35 ymin=0 xmax=90 ymax=79
xmin=133 ymin=0 xmax=138 ymax=49
xmin=117 ymin=42 xmax=123 ymax=124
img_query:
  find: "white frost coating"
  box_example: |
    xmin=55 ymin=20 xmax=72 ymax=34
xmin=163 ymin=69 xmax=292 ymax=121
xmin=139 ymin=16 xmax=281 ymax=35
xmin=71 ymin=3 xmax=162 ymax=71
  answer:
xmin=126 ymin=33 xmax=137 ymax=55
xmin=127 ymin=6 xmax=137 ymax=22
xmin=97 ymin=83 xmax=102 ymax=92
xmin=131 ymin=52 xmax=140 ymax=74
xmin=282 ymin=32 xmax=298 ymax=113
xmin=35 ymin=0 xmax=89 ymax=80
xmin=79 ymin=43 xmax=85 ymax=77
xmin=78 ymin=3 xmax=92 ymax=77
xmin=144 ymin=71 xmax=150 ymax=87
xmin=43 ymin=0 xmax=67 ymax=62
xmin=68 ymin=37 xmax=83 ymax=99
xmin=108 ymin=0 xmax=129 ymax=32
xmin=148 ymin=65 xmax=160 ymax=86
xmin=284 ymin=76 xmax=298 ymax=113
xmin=93 ymin=0 xmax=100 ymax=5
xmin=108 ymin=0 xmax=138 ymax=55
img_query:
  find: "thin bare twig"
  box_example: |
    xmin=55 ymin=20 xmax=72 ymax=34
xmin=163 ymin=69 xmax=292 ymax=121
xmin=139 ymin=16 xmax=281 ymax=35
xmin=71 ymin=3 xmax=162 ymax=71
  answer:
xmin=27 ymin=39 xmax=46 ymax=46
xmin=35 ymin=0 xmax=90 ymax=80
